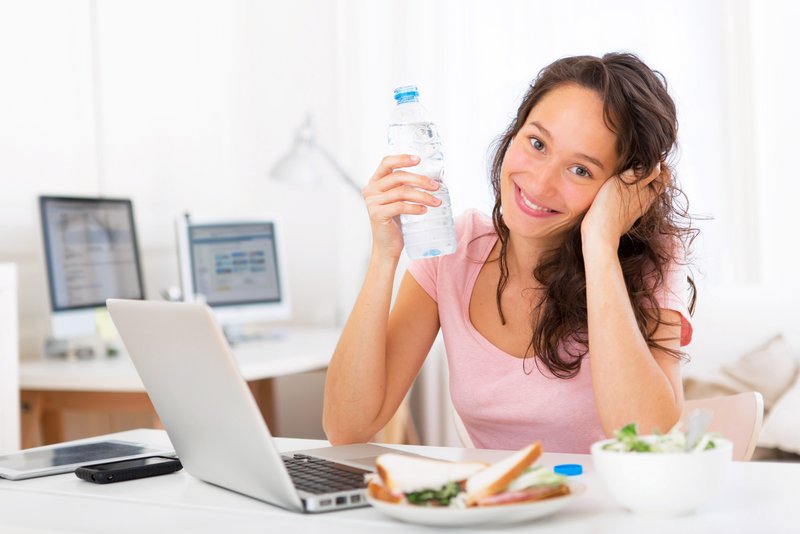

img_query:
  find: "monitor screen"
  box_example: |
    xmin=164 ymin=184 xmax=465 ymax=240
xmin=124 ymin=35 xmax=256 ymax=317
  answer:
xmin=176 ymin=214 xmax=291 ymax=329
xmin=188 ymin=222 xmax=282 ymax=307
xmin=39 ymin=196 xmax=145 ymax=312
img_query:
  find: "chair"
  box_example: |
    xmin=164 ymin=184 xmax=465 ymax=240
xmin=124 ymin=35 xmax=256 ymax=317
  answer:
xmin=451 ymin=405 xmax=475 ymax=448
xmin=372 ymin=396 xmax=420 ymax=445
xmin=682 ymin=391 xmax=764 ymax=461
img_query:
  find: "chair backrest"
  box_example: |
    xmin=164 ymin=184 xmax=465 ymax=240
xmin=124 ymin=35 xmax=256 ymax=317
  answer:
xmin=451 ymin=405 xmax=475 ymax=448
xmin=682 ymin=391 xmax=764 ymax=461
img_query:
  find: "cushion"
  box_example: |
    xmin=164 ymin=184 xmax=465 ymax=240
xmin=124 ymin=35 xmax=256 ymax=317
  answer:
xmin=757 ymin=373 xmax=800 ymax=454
xmin=721 ymin=334 xmax=798 ymax=412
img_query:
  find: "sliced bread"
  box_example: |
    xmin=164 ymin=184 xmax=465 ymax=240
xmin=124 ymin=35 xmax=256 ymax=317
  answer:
xmin=465 ymin=442 xmax=542 ymax=506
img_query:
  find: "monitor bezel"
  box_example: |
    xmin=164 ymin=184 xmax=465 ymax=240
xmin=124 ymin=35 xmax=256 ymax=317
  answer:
xmin=175 ymin=213 xmax=291 ymax=324
xmin=38 ymin=195 xmax=146 ymax=313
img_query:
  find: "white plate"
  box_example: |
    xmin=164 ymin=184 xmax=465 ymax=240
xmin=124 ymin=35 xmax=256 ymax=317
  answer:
xmin=366 ymin=482 xmax=584 ymax=527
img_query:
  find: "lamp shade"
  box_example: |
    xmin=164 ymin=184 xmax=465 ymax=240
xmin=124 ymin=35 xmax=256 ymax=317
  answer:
xmin=269 ymin=116 xmax=361 ymax=194
xmin=270 ymin=136 xmax=321 ymax=186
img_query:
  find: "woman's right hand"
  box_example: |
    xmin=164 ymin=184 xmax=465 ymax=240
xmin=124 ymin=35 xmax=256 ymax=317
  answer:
xmin=362 ymin=154 xmax=442 ymax=260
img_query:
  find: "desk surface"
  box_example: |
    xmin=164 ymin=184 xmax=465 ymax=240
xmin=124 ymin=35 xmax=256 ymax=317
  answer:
xmin=19 ymin=327 xmax=340 ymax=392
xmin=0 ymin=429 xmax=798 ymax=533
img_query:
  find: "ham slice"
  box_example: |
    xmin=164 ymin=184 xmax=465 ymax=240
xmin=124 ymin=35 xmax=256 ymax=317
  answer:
xmin=475 ymin=484 xmax=570 ymax=507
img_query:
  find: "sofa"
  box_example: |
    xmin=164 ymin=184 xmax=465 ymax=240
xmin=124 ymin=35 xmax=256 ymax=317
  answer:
xmin=682 ymin=285 xmax=800 ymax=460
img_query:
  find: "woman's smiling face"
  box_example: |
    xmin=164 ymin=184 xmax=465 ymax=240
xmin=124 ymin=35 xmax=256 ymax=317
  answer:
xmin=500 ymin=83 xmax=620 ymax=246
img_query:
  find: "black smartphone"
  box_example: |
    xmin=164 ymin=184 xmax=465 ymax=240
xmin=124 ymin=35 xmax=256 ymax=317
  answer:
xmin=75 ymin=455 xmax=182 ymax=484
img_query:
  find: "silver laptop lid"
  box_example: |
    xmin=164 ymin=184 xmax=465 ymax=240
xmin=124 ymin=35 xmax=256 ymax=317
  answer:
xmin=106 ymin=299 xmax=303 ymax=512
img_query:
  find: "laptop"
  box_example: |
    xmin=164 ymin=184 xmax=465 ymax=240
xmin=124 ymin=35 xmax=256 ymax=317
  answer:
xmin=106 ymin=299 xmax=412 ymax=513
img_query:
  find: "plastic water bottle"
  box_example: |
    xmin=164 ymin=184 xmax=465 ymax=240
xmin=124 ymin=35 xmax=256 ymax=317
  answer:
xmin=388 ymin=85 xmax=456 ymax=260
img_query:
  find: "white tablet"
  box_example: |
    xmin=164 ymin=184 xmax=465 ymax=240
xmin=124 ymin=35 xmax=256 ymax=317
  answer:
xmin=0 ymin=439 xmax=174 ymax=480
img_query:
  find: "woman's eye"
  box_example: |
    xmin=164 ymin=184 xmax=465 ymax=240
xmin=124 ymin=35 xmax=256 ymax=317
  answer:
xmin=569 ymin=165 xmax=592 ymax=178
xmin=529 ymin=137 xmax=545 ymax=151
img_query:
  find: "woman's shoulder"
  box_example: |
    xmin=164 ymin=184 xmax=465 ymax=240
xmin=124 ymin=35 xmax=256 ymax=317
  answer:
xmin=406 ymin=209 xmax=494 ymax=301
xmin=455 ymin=209 xmax=495 ymax=241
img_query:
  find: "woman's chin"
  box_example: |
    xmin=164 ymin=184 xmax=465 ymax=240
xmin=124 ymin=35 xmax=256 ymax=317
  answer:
xmin=504 ymin=214 xmax=573 ymax=245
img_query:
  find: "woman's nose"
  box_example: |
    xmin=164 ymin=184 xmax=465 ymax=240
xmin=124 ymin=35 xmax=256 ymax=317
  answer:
xmin=527 ymin=160 xmax=560 ymax=196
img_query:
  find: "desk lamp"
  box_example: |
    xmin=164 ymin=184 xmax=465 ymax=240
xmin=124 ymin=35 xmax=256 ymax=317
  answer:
xmin=269 ymin=116 xmax=361 ymax=194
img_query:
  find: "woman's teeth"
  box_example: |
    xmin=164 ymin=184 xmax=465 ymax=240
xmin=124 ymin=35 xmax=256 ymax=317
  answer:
xmin=520 ymin=189 xmax=556 ymax=213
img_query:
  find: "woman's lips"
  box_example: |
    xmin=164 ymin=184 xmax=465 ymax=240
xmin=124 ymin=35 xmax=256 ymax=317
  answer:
xmin=514 ymin=185 xmax=560 ymax=218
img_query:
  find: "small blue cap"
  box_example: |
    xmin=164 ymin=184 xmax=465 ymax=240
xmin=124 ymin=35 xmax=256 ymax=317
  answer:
xmin=394 ymin=85 xmax=419 ymax=104
xmin=553 ymin=464 xmax=583 ymax=476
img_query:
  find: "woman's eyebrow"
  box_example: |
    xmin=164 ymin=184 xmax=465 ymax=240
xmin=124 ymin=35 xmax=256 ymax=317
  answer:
xmin=529 ymin=120 xmax=552 ymax=139
xmin=576 ymin=152 xmax=605 ymax=171
xmin=529 ymin=120 xmax=606 ymax=171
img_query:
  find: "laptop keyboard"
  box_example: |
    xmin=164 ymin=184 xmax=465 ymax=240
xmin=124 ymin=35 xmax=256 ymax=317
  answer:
xmin=282 ymin=454 xmax=369 ymax=495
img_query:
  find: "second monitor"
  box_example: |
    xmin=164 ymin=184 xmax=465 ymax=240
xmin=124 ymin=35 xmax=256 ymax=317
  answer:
xmin=175 ymin=214 xmax=291 ymax=342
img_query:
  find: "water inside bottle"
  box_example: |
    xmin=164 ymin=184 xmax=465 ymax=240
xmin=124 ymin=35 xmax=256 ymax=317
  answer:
xmin=388 ymin=118 xmax=456 ymax=259
xmin=387 ymin=122 xmax=443 ymax=180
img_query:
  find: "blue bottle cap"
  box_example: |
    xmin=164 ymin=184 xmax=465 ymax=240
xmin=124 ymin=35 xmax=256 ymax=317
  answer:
xmin=394 ymin=85 xmax=419 ymax=104
xmin=553 ymin=464 xmax=583 ymax=476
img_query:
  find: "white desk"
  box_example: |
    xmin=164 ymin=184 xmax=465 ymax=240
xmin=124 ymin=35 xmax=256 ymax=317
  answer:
xmin=19 ymin=327 xmax=340 ymax=447
xmin=0 ymin=429 xmax=797 ymax=534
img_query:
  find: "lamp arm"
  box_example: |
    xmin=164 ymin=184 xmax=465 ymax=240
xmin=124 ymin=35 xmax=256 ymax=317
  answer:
xmin=315 ymin=144 xmax=363 ymax=196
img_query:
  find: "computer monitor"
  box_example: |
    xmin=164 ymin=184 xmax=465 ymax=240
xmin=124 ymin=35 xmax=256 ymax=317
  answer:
xmin=175 ymin=214 xmax=290 ymax=340
xmin=39 ymin=196 xmax=146 ymax=340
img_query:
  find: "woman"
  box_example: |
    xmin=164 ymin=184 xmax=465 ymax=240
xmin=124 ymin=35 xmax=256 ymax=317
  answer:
xmin=323 ymin=52 xmax=696 ymax=453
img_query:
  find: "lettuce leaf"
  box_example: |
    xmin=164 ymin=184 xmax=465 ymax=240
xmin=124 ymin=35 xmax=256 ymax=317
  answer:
xmin=405 ymin=481 xmax=462 ymax=506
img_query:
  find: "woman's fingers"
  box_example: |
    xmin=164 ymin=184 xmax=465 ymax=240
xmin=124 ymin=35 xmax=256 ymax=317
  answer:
xmin=368 ymin=154 xmax=419 ymax=184
xmin=642 ymin=164 xmax=669 ymax=204
xmin=373 ymin=200 xmax=428 ymax=219
xmin=363 ymin=155 xmax=443 ymax=227
xmin=619 ymin=163 xmax=662 ymax=189
xmin=643 ymin=162 xmax=662 ymax=187
xmin=618 ymin=168 xmax=638 ymax=186
xmin=367 ymin=184 xmax=442 ymax=211
xmin=370 ymin=171 xmax=439 ymax=195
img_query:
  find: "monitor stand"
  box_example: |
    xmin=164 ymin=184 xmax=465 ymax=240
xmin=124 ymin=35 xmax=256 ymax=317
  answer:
xmin=43 ymin=335 xmax=114 ymax=360
xmin=45 ymin=308 xmax=121 ymax=359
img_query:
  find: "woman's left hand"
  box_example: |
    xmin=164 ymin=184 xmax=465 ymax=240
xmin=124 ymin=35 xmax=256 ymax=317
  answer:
xmin=581 ymin=164 xmax=667 ymax=246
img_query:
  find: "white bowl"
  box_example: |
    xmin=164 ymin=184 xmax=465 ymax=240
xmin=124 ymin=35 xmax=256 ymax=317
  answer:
xmin=590 ymin=437 xmax=733 ymax=516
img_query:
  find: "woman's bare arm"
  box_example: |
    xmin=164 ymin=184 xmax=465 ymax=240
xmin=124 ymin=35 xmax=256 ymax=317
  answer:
xmin=323 ymin=270 xmax=440 ymax=444
xmin=583 ymin=237 xmax=684 ymax=436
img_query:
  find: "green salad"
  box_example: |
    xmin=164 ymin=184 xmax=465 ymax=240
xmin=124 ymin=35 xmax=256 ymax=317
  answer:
xmin=602 ymin=423 xmax=718 ymax=453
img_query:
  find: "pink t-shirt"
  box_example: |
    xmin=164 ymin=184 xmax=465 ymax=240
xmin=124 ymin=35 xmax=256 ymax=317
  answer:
xmin=407 ymin=210 xmax=693 ymax=453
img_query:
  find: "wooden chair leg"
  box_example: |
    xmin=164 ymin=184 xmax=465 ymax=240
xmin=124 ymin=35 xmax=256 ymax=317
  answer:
xmin=372 ymin=397 xmax=419 ymax=445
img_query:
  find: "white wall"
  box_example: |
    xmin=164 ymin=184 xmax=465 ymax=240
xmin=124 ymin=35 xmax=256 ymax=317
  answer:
xmin=0 ymin=264 xmax=19 ymax=452
xmin=0 ymin=0 xmax=343 ymax=440
xmin=750 ymin=1 xmax=800 ymax=284
xmin=0 ymin=1 xmax=343 ymax=360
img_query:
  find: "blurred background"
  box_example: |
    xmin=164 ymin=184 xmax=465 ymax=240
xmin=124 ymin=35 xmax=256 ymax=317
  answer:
xmin=1 ymin=0 xmax=798 ymax=453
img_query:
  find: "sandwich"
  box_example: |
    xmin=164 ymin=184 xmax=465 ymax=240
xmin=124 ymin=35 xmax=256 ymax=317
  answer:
xmin=367 ymin=442 xmax=571 ymax=507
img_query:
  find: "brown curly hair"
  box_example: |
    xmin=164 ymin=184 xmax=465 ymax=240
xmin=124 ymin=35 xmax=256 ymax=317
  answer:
xmin=488 ymin=52 xmax=697 ymax=379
